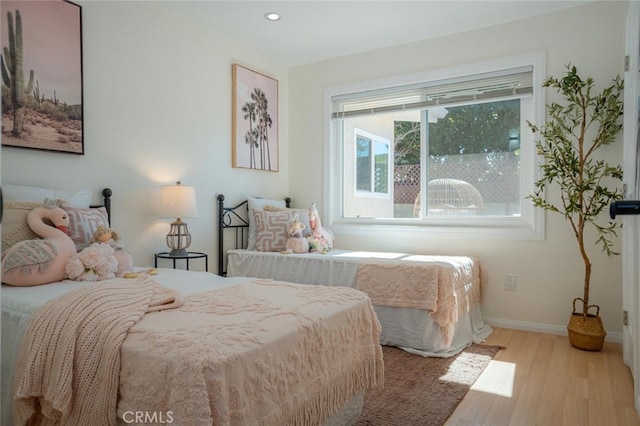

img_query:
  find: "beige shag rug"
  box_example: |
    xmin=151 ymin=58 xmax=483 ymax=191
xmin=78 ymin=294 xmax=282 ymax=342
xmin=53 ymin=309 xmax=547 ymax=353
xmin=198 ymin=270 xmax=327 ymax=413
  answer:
xmin=355 ymin=343 xmax=502 ymax=426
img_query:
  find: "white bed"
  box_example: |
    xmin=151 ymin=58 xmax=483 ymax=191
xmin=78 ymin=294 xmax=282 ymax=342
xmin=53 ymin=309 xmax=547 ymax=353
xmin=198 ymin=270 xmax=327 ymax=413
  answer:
xmin=218 ymin=195 xmax=492 ymax=358
xmin=2 ymin=269 xmax=382 ymax=426
xmin=1 ymin=186 xmax=382 ymax=426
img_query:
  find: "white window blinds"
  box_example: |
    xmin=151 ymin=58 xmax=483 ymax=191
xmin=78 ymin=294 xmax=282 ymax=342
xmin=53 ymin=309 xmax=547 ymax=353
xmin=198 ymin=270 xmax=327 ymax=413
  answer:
xmin=332 ymin=66 xmax=533 ymax=119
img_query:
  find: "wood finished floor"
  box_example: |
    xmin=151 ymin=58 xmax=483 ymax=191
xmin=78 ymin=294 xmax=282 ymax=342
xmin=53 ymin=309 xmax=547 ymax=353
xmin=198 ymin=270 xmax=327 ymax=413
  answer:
xmin=444 ymin=327 xmax=640 ymax=426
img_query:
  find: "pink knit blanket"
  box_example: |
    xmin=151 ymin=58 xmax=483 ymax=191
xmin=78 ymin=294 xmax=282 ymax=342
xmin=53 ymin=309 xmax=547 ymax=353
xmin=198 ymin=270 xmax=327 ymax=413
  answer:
xmin=13 ymin=276 xmax=182 ymax=426
xmin=356 ymin=255 xmax=482 ymax=346
xmin=117 ymin=279 xmax=384 ymax=425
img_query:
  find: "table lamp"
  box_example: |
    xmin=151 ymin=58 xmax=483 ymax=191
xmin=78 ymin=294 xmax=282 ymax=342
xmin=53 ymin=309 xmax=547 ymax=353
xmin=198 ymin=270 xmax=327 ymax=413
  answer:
xmin=159 ymin=181 xmax=198 ymax=256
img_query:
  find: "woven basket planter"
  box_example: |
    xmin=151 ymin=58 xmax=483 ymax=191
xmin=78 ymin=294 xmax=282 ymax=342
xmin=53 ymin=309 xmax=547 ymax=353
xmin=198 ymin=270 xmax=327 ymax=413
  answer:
xmin=567 ymin=298 xmax=606 ymax=351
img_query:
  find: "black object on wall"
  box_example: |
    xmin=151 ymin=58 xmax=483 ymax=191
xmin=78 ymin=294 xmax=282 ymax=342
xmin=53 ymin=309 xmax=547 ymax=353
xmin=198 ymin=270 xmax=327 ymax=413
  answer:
xmin=610 ymin=200 xmax=640 ymax=219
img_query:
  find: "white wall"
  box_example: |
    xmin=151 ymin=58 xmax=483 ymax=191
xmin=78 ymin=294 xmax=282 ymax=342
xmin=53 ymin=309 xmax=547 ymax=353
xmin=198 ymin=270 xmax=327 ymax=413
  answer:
xmin=288 ymin=1 xmax=627 ymax=336
xmin=1 ymin=1 xmax=628 ymax=337
xmin=2 ymin=1 xmax=290 ymax=271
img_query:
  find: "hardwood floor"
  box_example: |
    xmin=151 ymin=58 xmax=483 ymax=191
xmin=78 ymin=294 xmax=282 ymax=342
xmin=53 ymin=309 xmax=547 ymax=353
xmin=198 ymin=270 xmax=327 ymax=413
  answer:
xmin=445 ymin=327 xmax=640 ymax=426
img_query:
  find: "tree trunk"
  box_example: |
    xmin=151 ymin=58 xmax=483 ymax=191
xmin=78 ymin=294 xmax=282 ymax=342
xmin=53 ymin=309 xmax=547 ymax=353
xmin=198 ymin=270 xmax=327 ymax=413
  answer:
xmin=577 ymin=215 xmax=592 ymax=317
xmin=579 ymin=235 xmax=592 ymax=317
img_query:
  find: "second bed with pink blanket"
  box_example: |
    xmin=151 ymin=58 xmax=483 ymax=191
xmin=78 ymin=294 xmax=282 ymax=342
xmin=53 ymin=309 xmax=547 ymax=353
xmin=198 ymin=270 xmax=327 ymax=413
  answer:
xmin=218 ymin=195 xmax=492 ymax=358
xmin=226 ymin=249 xmax=492 ymax=357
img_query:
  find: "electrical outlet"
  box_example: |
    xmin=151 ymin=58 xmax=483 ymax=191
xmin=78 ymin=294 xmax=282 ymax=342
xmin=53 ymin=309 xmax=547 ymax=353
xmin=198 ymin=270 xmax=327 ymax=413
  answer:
xmin=505 ymin=274 xmax=517 ymax=291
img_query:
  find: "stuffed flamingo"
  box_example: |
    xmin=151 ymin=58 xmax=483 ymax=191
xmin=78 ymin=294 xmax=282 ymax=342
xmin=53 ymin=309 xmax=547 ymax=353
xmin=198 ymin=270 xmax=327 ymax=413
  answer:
xmin=2 ymin=202 xmax=77 ymax=286
xmin=308 ymin=203 xmax=334 ymax=253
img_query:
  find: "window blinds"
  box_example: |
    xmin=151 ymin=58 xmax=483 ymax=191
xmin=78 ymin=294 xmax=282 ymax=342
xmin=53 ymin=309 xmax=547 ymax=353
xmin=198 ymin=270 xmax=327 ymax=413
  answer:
xmin=332 ymin=66 xmax=533 ymax=119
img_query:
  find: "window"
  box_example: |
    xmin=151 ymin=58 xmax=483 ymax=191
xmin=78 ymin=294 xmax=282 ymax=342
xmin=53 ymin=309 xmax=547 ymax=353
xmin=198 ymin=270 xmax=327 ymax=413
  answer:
xmin=355 ymin=129 xmax=391 ymax=196
xmin=325 ymin=53 xmax=544 ymax=238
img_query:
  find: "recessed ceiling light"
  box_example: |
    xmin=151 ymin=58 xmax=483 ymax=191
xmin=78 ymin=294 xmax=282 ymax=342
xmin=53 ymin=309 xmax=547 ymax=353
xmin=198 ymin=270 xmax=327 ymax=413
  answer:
xmin=264 ymin=12 xmax=281 ymax=21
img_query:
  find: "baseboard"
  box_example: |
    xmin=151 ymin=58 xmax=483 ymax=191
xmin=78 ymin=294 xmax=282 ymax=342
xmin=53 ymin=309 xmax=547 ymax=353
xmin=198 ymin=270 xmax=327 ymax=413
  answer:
xmin=484 ymin=317 xmax=623 ymax=344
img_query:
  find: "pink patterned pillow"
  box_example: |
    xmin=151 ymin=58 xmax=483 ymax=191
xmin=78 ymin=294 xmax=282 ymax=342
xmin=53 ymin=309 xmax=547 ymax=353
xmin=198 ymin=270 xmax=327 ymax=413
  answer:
xmin=57 ymin=199 xmax=109 ymax=250
xmin=253 ymin=210 xmax=295 ymax=252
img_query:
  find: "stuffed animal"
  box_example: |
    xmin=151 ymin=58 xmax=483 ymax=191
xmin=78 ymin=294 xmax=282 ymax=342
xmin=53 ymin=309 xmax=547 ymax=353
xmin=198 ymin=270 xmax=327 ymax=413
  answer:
xmin=307 ymin=203 xmax=333 ymax=253
xmin=1 ymin=201 xmax=77 ymax=286
xmin=285 ymin=214 xmax=310 ymax=254
xmin=65 ymin=242 xmax=119 ymax=281
xmin=91 ymin=225 xmax=134 ymax=277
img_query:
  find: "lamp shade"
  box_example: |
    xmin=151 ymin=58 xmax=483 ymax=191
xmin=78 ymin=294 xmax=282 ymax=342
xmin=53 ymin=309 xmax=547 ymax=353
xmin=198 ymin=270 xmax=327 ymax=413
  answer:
xmin=159 ymin=181 xmax=198 ymax=219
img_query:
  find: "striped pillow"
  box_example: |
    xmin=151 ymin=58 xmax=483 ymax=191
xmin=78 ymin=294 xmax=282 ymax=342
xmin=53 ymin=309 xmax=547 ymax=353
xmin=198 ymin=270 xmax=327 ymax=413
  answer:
xmin=57 ymin=200 xmax=109 ymax=251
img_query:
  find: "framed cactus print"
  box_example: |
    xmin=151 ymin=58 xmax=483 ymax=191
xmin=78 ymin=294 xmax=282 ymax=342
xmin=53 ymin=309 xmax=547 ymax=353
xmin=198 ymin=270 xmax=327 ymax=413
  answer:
xmin=1 ymin=0 xmax=83 ymax=154
xmin=232 ymin=64 xmax=279 ymax=171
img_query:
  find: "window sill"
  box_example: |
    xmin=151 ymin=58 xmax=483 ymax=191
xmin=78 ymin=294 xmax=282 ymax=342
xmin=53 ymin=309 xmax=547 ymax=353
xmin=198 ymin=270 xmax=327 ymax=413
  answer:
xmin=329 ymin=217 xmax=544 ymax=240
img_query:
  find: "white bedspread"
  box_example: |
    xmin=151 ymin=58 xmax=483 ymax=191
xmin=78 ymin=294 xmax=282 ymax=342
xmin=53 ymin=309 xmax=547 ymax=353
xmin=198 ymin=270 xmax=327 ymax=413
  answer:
xmin=227 ymin=249 xmax=492 ymax=356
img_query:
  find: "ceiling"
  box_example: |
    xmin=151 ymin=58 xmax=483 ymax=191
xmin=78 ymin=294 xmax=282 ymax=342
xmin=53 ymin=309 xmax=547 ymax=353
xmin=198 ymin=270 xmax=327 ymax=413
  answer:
xmin=159 ymin=0 xmax=592 ymax=67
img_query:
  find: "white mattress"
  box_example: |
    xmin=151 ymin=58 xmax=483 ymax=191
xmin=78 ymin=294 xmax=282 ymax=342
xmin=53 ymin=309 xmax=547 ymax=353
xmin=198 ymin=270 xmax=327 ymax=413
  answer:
xmin=227 ymin=249 xmax=492 ymax=356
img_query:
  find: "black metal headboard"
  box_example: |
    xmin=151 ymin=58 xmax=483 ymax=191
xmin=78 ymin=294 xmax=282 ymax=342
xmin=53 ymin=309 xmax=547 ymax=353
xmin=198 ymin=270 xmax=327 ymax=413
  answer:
xmin=217 ymin=194 xmax=291 ymax=276
xmin=91 ymin=188 xmax=113 ymax=224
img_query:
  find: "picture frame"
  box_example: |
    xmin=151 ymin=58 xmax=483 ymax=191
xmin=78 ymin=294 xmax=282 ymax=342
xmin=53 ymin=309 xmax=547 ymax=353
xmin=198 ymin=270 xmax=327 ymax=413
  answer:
xmin=232 ymin=64 xmax=279 ymax=171
xmin=1 ymin=0 xmax=83 ymax=155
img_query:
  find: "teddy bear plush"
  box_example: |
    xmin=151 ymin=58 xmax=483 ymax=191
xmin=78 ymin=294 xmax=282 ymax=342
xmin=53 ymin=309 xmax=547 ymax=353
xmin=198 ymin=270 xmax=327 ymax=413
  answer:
xmin=64 ymin=242 xmax=119 ymax=281
xmin=285 ymin=214 xmax=310 ymax=254
xmin=91 ymin=225 xmax=134 ymax=277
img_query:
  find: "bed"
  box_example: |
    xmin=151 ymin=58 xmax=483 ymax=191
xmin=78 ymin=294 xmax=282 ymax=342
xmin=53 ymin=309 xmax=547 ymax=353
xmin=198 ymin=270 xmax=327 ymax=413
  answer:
xmin=1 ymin=186 xmax=383 ymax=426
xmin=218 ymin=194 xmax=492 ymax=358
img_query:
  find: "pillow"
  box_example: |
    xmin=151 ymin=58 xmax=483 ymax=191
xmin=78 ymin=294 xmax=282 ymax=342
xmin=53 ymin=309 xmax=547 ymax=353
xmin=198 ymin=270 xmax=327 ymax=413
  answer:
xmin=253 ymin=209 xmax=296 ymax=252
xmin=3 ymin=184 xmax=92 ymax=208
xmin=247 ymin=196 xmax=287 ymax=250
xmin=57 ymin=199 xmax=109 ymax=251
xmin=2 ymin=201 xmax=43 ymax=252
xmin=263 ymin=206 xmax=311 ymax=237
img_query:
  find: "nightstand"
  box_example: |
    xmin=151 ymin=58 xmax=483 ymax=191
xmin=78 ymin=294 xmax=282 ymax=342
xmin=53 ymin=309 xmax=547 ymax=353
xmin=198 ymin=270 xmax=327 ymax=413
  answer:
xmin=154 ymin=251 xmax=208 ymax=271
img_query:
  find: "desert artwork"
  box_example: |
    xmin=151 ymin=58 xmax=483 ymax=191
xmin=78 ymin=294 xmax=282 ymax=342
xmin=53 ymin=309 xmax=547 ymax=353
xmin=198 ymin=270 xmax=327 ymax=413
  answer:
xmin=232 ymin=64 xmax=279 ymax=171
xmin=1 ymin=1 xmax=83 ymax=154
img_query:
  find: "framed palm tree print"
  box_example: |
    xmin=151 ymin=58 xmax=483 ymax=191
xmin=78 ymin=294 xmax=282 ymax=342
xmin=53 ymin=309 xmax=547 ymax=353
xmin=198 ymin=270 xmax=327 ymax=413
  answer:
xmin=232 ymin=64 xmax=279 ymax=171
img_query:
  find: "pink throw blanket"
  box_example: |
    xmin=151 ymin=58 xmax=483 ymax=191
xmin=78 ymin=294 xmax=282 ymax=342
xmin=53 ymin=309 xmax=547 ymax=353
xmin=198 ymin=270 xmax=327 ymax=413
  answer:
xmin=356 ymin=255 xmax=482 ymax=346
xmin=13 ymin=276 xmax=182 ymax=426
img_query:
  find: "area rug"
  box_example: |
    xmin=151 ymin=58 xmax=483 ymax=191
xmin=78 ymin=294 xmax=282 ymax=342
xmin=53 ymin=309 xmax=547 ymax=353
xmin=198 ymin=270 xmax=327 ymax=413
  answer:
xmin=355 ymin=343 xmax=502 ymax=426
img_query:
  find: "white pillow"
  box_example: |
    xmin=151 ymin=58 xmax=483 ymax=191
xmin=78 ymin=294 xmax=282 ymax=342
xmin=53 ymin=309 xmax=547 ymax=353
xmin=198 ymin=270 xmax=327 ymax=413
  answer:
xmin=247 ymin=196 xmax=287 ymax=250
xmin=3 ymin=184 xmax=92 ymax=208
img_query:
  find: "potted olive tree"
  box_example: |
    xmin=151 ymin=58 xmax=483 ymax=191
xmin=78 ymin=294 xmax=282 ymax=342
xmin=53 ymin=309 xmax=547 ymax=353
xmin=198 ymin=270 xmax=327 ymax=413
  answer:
xmin=528 ymin=64 xmax=624 ymax=351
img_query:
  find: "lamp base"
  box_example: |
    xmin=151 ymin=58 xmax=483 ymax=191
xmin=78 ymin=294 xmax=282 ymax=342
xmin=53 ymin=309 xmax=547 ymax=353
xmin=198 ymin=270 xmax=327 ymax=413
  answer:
xmin=165 ymin=219 xmax=192 ymax=257
xmin=167 ymin=248 xmax=188 ymax=257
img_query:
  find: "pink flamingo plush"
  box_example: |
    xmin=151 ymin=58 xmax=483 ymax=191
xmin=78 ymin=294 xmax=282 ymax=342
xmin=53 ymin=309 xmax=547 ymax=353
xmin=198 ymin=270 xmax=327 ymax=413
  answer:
xmin=308 ymin=203 xmax=334 ymax=252
xmin=2 ymin=204 xmax=77 ymax=286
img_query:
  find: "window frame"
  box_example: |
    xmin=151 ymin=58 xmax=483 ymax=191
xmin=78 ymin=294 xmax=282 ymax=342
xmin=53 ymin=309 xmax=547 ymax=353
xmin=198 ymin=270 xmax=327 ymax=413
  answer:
xmin=322 ymin=52 xmax=546 ymax=240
